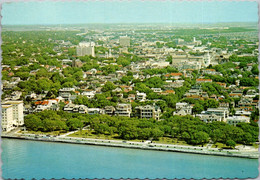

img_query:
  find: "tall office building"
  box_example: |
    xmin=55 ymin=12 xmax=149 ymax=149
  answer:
xmin=119 ymin=36 xmax=130 ymax=47
xmin=76 ymin=42 xmax=95 ymax=57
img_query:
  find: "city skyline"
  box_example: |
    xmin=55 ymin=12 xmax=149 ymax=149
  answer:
xmin=1 ymin=1 xmax=258 ymax=25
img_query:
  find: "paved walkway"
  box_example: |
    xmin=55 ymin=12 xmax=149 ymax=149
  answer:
xmin=58 ymin=130 xmax=79 ymax=137
xmin=2 ymin=127 xmax=21 ymax=136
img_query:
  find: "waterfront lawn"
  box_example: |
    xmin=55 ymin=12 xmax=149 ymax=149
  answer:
xmin=68 ymin=130 xmax=121 ymax=140
xmin=154 ymin=137 xmax=190 ymax=146
xmin=212 ymin=143 xmax=229 ymax=149
xmin=68 ymin=130 xmax=193 ymax=146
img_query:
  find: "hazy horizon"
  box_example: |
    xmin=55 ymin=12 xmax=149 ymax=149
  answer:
xmin=2 ymin=1 xmax=258 ymax=25
xmin=2 ymin=22 xmax=259 ymax=26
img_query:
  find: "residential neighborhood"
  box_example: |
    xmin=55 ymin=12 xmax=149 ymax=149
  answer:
xmin=1 ymin=1 xmax=259 ymax=179
xmin=1 ymin=23 xmax=259 ymax=149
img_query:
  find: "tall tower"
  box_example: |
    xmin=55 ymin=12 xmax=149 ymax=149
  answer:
xmin=109 ymin=49 xmax=112 ymax=58
xmin=204 ymin=51 xmax=211 ymax=67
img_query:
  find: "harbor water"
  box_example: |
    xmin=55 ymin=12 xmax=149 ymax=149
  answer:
xmin=1 ymin=138 xmax=259 ymax=179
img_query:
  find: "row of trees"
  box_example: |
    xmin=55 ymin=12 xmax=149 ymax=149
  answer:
xmin=24 ymin=110 xmax=259 ymax=147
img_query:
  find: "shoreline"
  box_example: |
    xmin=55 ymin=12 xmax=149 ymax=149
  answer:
xmin=2 ymin=134 xmax=259 ymax=159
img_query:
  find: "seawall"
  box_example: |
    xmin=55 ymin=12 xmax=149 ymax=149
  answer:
xmin=1 ymin=135 xmax=259 ymax=159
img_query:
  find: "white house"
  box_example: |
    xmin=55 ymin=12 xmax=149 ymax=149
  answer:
xmin=227 ymin=116 xmax=250 ymax=126
xmin=136 ymin=92 xmax=147 ymax=102
xmin=81 ymin=91 xmax=96 ymax=99
xmin=173 ymin=102 xmax=193 ymax=116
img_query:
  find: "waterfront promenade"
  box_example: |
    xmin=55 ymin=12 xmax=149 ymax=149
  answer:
xmin=2 ymin=129 xmax=259 ymax=159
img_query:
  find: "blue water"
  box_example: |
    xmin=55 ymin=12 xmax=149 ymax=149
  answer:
xmin=1 ymin=138 xmax=259 ymax=179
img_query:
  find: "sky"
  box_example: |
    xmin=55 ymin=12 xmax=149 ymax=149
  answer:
xmin=1 ymin=1 xmax=259 ymax=25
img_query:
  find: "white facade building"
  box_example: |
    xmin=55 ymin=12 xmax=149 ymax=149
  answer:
xmin=76 ymin=42 xmax=95 ymax=57
xmin=227 ymin=116 xmax=250 ymax=126
xmin=196 ymin=107 xmax=229 ymax=123
xmin=81 ymin=91 xmax=96 ymax=99
xmin=174 ymin=102 xmax=193 ymax=116
xmin=136 ymin=92 xmax=147 ymax=102
xmin=115 ymin=103 xmax=132 ymax=117
xmin=2 ymin=104 xmax=15 ymax=132
xmin=4 ymin=101 xmax=24 ymax=126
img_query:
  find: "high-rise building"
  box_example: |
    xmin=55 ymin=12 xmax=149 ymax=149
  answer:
xmin=4 ymin=101 xmax=24 ymax=126
xmin=119 ymin=36 xmax=130 ymax=47
xmin=2 ymin=101 xmax=24 ymax=132
xmin=2 ymin=104 xmax=14 ymax=132
xmin=76 ymin=42 xmax=95 ymax=57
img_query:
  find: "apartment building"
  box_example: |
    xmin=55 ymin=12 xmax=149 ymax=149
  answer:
xmin=115 ymin=103 xmax=132 ymax=117
xmin=196 ymin=107 xmax=229 ymax=123
xmin=76 ymin=42 xmax=95 ymax=57
xmin=173 ymin=102 xmax=193 ymax=116
xmin=2 ymin=104 xmax=15 ymax=132
xmin=104 ymin=106 xmax=115 ymax=116
xmin=135 ymin=105 xmax=161 ymax=120
xmin=3 ymin=101 xmax=24 ymax=126
xmin=63 ymin=103 xmax=88 ymax=114
xmin=87 ymin=108 xmax=105 ymax=115
xmin=34 ymin=99 xmax=59 ymax=112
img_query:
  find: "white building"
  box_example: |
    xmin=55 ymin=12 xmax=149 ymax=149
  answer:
xmin=76 ymin=42 xmax=95 ymax=57
xmin=87 ymin=108 xmax=105 ymax=115
xmin=136 ymin=92 xmax=147 ymax=102
xmin=3 ymin=101 xmax=24 ymax=126
xmin=2 ymin=104 xmax=15 ymax=132
xmin=196 ymin=107 xmax=229 ymax=123
xmin=151 ymin=61 xmax=170 ymax=68
xmin=34 ymin=99 xmax=59 ymax=112
xmin=151 ymin=88 xmax=162 ymax=93
xmin=115 ymin=103 xmax=132 ymax=117
xmin=227 ymin=116 xmax=250 ymax=126
xmin=135 ymin=105 xmax=161 ymax=120
xmin=81 ymin=91 xmax=96 ymax=99
xmin=174 ymin=102 xmax=193 ymax=116
xmin=235 ymin=110 xmax=251 ymax=117
xmin=64 ymin=103 xmax=88 ymax=114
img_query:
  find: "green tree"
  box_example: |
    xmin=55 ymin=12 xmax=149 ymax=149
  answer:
xmin=24 ymin=114 xmax=43 ymax=131
xmin=226 ymin=139 xmax=236 ymax=149
xmin=66 ymin=118 xmax=83 ymax=131
xmin=251 ymin=64 xmax=259 ymax=75
xmin=190 ymin=131 xmax=209 ymax=146
xmin=102 ymin=81 xmax=116 ymax=92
